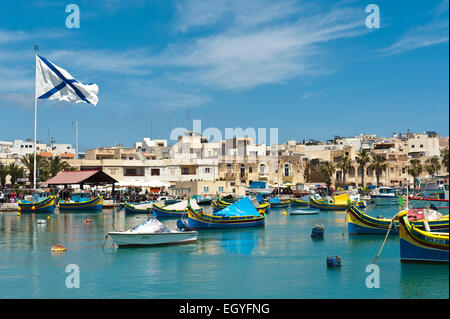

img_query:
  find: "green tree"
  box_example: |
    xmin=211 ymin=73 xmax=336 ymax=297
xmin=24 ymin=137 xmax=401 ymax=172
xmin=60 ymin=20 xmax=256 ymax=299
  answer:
xmin=320 ymin=161 xmax=336 ymax=195
xmin=42 ymin=156 xmax=73 ymax=179
xmin=369 ymin=155 xmax=387 ymax=187
xmin=8 ymin=163 xmax=25 ymax=186
xmin=442 ymin=148 xmax=449 ymax=172
xmin=355 ymin=150 xmax=371 ymax=189
xmin=0 ymin=162 xmax=9 ymax=190
xmin=425 ymin=157 xmax=441 ymax=177
xmin=20 ymin=153 xmax=45 ymax=187
xmin=336 ymin=156 xmax=353 ymax=185
xmin=408 ymin=159 xmax=423 ymax=189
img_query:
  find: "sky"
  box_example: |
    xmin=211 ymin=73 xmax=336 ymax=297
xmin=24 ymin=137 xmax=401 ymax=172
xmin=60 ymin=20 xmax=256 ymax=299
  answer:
xmin=0 ymin=0 xmax=448 ymax=151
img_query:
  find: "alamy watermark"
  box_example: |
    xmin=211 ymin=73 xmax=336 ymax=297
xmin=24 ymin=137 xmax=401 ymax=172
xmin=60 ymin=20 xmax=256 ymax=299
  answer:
xmin=365 ymin=4 xmax=380 ymax=29
xmin=365 ymin=264 xmax=380 ymax=288
xmin=65 ymin=264 xmax=80 ymax=288
xmin=65 ymin=4 xmax=80 ymax=29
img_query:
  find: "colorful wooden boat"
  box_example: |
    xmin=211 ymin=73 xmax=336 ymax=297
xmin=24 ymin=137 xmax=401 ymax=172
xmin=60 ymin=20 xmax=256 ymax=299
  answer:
xmin=398 ymin=210 xmax=449 ymax=263
xmin=187 ymin=196 xmax=266 ymax=229
xmin=289 ymin=198 xmax=309 ymax=207
xmin=408 ymin=196 xmax=449 ymax=209
xmin=124 ymin=202 xmax=153 ymax=214
xmin=107 ymin=217 xmax=198 ymax=247
xmin=153 ymin=199 xmax=203 ymax=217
xmin=58 ymin=193 xmax=103 ymax=211
xmin=309 ymin=195 xmax=349 ymax=210
xmin=18 ymin=192 xmax=56 ymax=213
xmin=347 ymin=204 xmax=449 ymax=235
xmin=267 ymin=197 xmax=290 ymax=208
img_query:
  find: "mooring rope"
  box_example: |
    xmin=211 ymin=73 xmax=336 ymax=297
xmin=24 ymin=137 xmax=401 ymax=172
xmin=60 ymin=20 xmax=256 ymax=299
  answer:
xmin=372 ymin=211 xmax=401 ymax=264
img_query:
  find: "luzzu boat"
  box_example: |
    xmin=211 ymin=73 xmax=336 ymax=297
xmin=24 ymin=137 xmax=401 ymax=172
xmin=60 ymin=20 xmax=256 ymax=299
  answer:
xmin=398 ymin=210 xmax=449 ymax=263
xmin=267 ymin=196 xmax=290 ymax=208
xmin=347 ymin=204 xmax=449 ymax=235
xmin=187 ymin=196 xmax=266 ymax=229
xmin=211 ymin=197 xmax=239 ymax=213
xmin=58 ymin=193 xmax=103 ymax=211
xmin=309 ymin=194 xmax=355 ymax=211
xmin=18 ymin=192 xmax=56 ymax=213
xmin=153 ymin=199 xmax=203 ymax=217
xmin=124 ymin=201 xmax=154 ymax=214
xmin=289 ymin=197 xmax=309 ymax=207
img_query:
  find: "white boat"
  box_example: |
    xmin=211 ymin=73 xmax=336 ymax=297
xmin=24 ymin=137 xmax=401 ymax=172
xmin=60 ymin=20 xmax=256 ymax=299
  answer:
xmin=290 ymin=209 xmax=319 ymax=215
xmin=370 ymin=187 xmax=399 ymax=206
xmin=107 ymin=217 xmax=198 ymax=247
xmin=247 ymin=181 xmax=274 ymax=195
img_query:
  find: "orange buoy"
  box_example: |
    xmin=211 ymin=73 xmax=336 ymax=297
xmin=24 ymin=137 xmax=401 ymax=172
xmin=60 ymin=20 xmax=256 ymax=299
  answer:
xmin=84 ymin=218 xmax=91 ymax=223
xmin=51 ymin=244 xmax=66 ymax=253
xmin=17 ymin=207 xmax=21 ymax=212
xmin=32 ymin=206 xmax=36 ymax=211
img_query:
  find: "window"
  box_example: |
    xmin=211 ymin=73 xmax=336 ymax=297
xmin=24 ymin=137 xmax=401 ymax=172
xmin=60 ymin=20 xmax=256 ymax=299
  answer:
xmin=151 ymin=168 xmax=160 ymax=176
xmin=182 ymin=167 xmax=190 ymax=175
xmin=249 ymin=167 xmax=253 ymax=173
xmin=218 ymin=186 xmax=224 ymax=192
xmin=203 ymin=186 xmax=209 ymax=193
xmin=259 ymin=164 xmax=266 ymax=174
xmin=411 ymin=145 xmax=415 ymax=148
xmin=284 ymin=164 xmax=291 ymax=177
xmin=420 ymin=144 xmax=423 ymax=148
xmin=205 ymin=167 xmax=210 ymax=174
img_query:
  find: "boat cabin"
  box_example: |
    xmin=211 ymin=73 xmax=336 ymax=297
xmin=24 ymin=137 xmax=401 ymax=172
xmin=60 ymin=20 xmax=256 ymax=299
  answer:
xmin=71 ymin=192 xmax=92 ymax=203
xmin=32 ymin=192 xmax=51 ymax=202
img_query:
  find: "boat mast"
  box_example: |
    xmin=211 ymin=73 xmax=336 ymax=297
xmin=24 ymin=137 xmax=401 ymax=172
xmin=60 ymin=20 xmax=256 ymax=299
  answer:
xmin=33 ymin=44 xmax=39 ymax=190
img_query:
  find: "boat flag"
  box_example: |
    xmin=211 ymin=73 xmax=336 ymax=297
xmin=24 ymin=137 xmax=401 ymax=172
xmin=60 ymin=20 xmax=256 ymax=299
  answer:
xmin=35 ymin=55 xmax=99 ymax=105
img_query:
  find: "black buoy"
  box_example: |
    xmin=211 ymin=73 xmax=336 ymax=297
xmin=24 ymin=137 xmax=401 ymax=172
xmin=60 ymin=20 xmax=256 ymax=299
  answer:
xmin=327 ymin=256 xmax=342 ymax=268
xmin=311 ymin=224 xmax=325 ymax=238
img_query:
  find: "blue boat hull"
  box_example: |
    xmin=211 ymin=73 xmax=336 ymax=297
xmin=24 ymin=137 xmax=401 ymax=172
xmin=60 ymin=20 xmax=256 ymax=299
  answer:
xmin=187 ymin=216 xmax=265 ymax=229
xmin=400 ymin=238 xmax=449 ymax=263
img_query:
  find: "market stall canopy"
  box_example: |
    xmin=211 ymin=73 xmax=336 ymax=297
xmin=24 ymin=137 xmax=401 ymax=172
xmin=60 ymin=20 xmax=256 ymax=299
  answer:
xmin=44 ymin=170 xmax=117 ymax=186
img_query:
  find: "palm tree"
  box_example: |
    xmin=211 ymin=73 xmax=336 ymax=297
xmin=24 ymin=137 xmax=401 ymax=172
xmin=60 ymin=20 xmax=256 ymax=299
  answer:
xmin=356 ymin=150 xmax=371 ymax=189
xmin=425 ymin=157 xmax=441 ymax=177
xmin=442 ymin=148 xmax=449 ymax=172
xmin=0 ymin=162 xmax=9 ymax=191
xmin=320 ymin=161 xmax=336 ymax=195
xmin=8 ymin=163 xmax=25 ymax=186
xmin=336 ymin=156 xmax=353 ymax=185
xmin=408 ymin=159 xmax=423 ymax=190
xmin=20 ymin=153 xmax=45 ymax=187
xmin=43 ymin=156 xmax=73 ymax=179
xmin=369 ymin=155 xmax=387 ymax=187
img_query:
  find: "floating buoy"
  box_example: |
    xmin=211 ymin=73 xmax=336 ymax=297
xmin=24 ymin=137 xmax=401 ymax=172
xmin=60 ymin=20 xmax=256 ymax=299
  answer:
xmin=37 ymin=219 xmax=46 ymax=224
xmin=32 ymin=206 xmax=36 ymax=211
xmin=47 ymin=215 xmax=51 ymax=219
xmin=17 ymin=212 xmax=21 ymax=216
xmin=327 ymin=256 xmax=342 ymax=268
xmin=17 ymin=207 xmax=21 ymax=212
xmin=84 ymin=218 xmax=91 ymax=223
xmin=283 ymin=211 xmax=287 ymax=216
xmin=51 ymin=244 xmax=66 ymax=253
xmin=311 ymin=224 xmax=325 ymax=238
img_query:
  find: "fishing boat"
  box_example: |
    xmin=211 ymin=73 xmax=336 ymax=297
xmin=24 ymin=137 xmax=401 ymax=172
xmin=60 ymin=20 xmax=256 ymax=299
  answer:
xmin=347 ymin=204 xmax=449 ymax=235
xmin=58 ymin=193 xmax=103 ymax=211
xmin=192 ymin=194 xmax=214 ymax=205
xmin=267 ymin=196 xmax=290 ymax=208
xmin=408 ymin=195 xmax=449 ymax=210
xmin=211 ymin=197 xmax=240 ymax=213
xmin=247 ymin=181 xmax=274 ymax=195
xmin=370 ymin=187 xmax=399 ymax=206
xmin=187 ymin=196 xmax=266 ymax=229
xmin=289 ymin=197 xmax=309 ymax=207
xmin=309 ymin=193 xmax=361 ymax=211
xmin=153 ymin=199 xmax=203 ymax=217
xmin=124 ymin=201 xmax=154 ymax=214
xmin=290 ymin=208 xmax=319 ymax=215
xmin=18 ymin=192 xmax=56 ymax=213
xmin=107 ymin=217 xmax=198 ymax=247
xmin=398 ymin=210 xmax=449 ymax=263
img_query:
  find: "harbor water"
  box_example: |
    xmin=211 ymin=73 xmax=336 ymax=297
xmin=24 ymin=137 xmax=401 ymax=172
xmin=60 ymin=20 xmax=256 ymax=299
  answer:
xmin=0 ymin=204 xmax=448 ymax=299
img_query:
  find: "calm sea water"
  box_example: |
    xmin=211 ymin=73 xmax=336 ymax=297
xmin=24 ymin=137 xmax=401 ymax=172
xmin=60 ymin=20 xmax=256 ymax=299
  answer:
xmin=0 ymin=203 xmax=448 ymax=299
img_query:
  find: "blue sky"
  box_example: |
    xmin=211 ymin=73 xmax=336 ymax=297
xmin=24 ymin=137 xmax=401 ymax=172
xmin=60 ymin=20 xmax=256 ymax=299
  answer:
xmin=0 ymin=0 xmax=448 ymax=151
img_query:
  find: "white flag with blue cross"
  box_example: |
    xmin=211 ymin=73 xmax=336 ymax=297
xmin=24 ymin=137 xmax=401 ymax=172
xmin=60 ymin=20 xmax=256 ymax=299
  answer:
xmin=35 ymin=55 xmax=99 ymax=105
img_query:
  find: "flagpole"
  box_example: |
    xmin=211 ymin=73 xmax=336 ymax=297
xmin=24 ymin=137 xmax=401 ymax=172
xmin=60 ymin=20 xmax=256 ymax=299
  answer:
xmin=33 ymin=44 xmax=39 ymax=190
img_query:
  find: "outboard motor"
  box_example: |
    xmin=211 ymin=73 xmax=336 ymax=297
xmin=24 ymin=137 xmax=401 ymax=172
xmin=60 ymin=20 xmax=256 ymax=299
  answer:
xmin=177 ymin=218 xmax=189 ymax=231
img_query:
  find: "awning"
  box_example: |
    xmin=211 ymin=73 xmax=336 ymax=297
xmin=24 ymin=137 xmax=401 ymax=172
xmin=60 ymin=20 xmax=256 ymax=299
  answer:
xmin=45 ymin=170 xmax=117 ymax=185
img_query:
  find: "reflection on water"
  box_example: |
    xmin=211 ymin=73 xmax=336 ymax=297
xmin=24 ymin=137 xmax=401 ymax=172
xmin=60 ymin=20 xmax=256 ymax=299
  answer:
xmin=0 ymin=203 xmax=448 ymax=298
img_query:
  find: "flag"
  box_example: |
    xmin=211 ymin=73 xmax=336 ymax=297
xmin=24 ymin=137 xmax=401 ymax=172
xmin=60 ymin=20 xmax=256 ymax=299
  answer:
xmin=35 ymin=55 xmax=99 ymax=105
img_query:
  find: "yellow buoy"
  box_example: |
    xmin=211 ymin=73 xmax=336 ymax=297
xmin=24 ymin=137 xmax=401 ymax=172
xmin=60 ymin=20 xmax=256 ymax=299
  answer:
xmin=32 ymin=206 xmax=36 ymax=211
xmin=51 ymin=244 xmax=66 ymax=253
xmin=17 ymin=207 xmax=21 ymax=212
xmin=283 ymin=211 xmax=287 ymax=216
xmin=17 ymin=212 xmax=21 ymax=216
xmin=47 ymin=216 xmax=51 ymax=219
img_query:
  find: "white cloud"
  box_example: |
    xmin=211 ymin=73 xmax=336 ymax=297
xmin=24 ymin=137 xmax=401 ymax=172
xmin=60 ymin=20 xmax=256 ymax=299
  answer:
xmin=380 ymin=1 xmax=449 ymax=56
